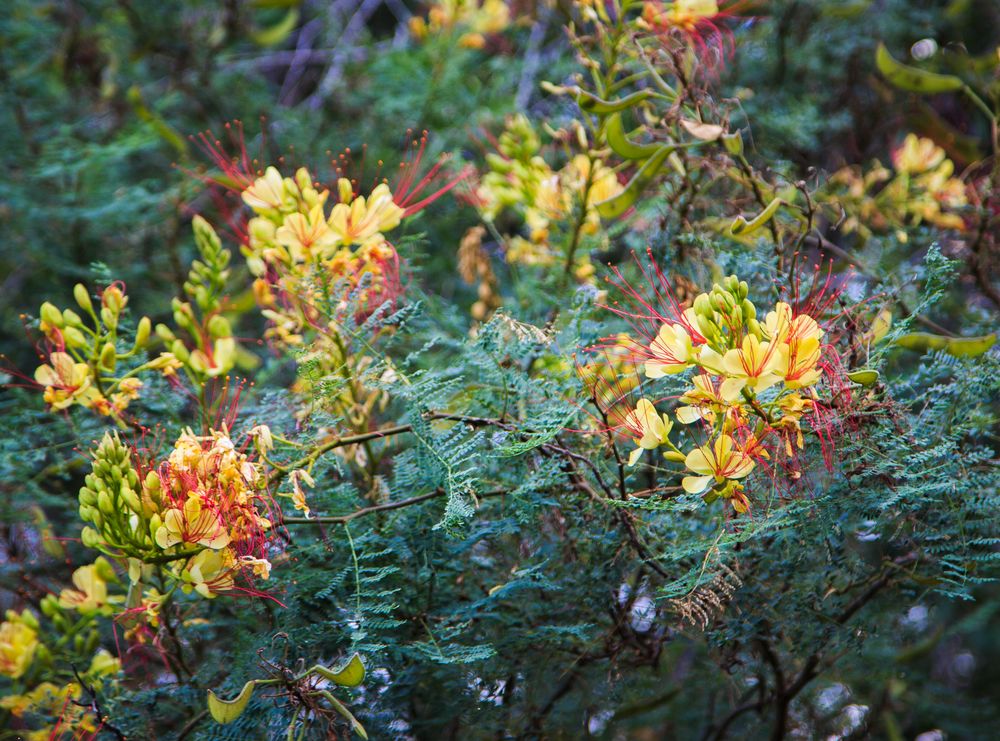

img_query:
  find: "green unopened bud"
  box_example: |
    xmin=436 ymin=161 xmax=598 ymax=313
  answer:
xmin=102 ymin=286 xmax=126 ymax=314
xmin=663 ymin=450 xmax=686 ymax=463
xmin=695 ymin=294 xmax=714 ymax=317
xmin=171 ymin=339 xmax=190 ymax=363
xmin=747 ymin=318 xmax=763 ymax=338
xmin=79 ymin=503 xmax=94 ymax=522
xmin=697 ymin=315 xmax=719 ymax=340
xmin=40 ymin=302 xmax=64 ymax=328
xmin=101 ymin=306 xmax=118 ymax=331
xmin=121 ymin=486 xmax=142 ymax=514
xmin=62 ymin=326 xmax=88 ymax=349
xmin=19 ymin=610 xmax=40 ymax=631
xmin=207 ymin=314 xmax=232 ymax=340
xmin=94 ymin=557 xmax=117 ymax=583
xmin=741 ymin=299 xmax=756 ymax=321
xmin=156 ymin=323 xmax=177 ymax=343
xmin=62 ymin=309 xmax=84 ymax=327
xmin=99 ymin=342 xmax=117 ymax=372
xmin=81 ymin=527 xmax=101 ymax=549
xmin=74 ymin=284 xmax=94 ymax=313
xmin=738 ymin=281 xmax=749 ymax=300
xmin=97 ymin=490 xmax=115 ymax=517
xmin=41 ymin=594 xmax=60 ymax=618
xmin=134 ymin=317 xmax=151 ymax=348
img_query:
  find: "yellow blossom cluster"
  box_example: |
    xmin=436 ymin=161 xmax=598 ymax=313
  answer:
xmin=474 ymin=114 xmax=622 ymax=281
xmin=409 ymin=0 xmax=512 ymax=49
xmin=0 ymin=599 xmax=120 ymax=739
xmin=77 ymin=429 xmax=273 ymax=602
xmin=828 ymin=134 xmax=967 ymax=240
xmin=640 ymin=0 xmax=721 ymax=33
xmin=32 ymin=284 xmax=174 ymax=422
xmin=614 ymin=275 xmax=829 ymax=512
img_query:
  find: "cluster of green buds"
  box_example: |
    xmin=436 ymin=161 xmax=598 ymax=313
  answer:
xmin=155 ymin=303 xmax=236 ymax=380
xmin=153 ymin=216 xmax=238 ymax=382
xmin=33 ymin=283 xmax=162 ymax=422
xmin=690 ymin=275 xmax=759 ymax=351
xmin=78 ymin=433 xmax=158 ymax=560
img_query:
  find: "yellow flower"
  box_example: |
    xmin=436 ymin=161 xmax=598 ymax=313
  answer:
xmin=624 ymin=398 xmax=674 ymax=466
xmin=328 ymin=180 xmax=404 ymax=248
xmin=34 ymin=352 xmax=100 ymax=411
xmin=676 ymin=374 xmax=727 ymax=424
xmin=681 ymin=434 xmax=755 ymax=494
xmin=58 ymin=563 xmax=110 ymax=614
xmin=242 ymin=166 xmax=287 ymax=212
xmin=0 ymin=611 xmax=39 ymax=679
xmin=705 ymin=334 xmax=785 ymax=401
xmin=643 ymin=0 xmax=719 ymax=32
xmin=276 ymin=204 xmax=337 ymax=262
xmin=892 ymin=134 xmax=946 ymax=175
xmin=182 ymin=549 xmax=235 ymax=599
xmin=155 ymin=496 xmax=231 ymax=551
xmin=286 ymin=469 xmax=314 ymax=518
xmin=645 ymin=323 xmax=695 ymax=378
xmin=782 ymin=336 xmax=823 ymax=389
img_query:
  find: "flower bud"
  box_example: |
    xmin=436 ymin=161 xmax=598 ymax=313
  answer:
xmin=747 ymin=318 xmax=763 ymax=339
xmin=155 ymin=323 xmax=176 ymax=343
xmin=95 ymin=557 xmax=117 ymax=583
xmin=741 ymin=299 xmax=756 ymax=321
xmin=134 ymin=317 xmax=151 ymax=348
xmin=74 ymin=284 xmax=94 ymax=313
xmin=62 ymin=309 xmax=84 ymax=327
xmin=121 ymin=486 xmax=142 ymax=514
xmin=41 ymin=594 xmax=60 ymax=618
xmin=80 ymin=487 xmax=98 ymax=507
xmin=101 ymin=306 xmax=118 ymax=331
xmin=663 ymin=450 xmax=687 ymax=463
xmin=97 ymin=490 xmax=115 ymax=517
xmin=738 ymin=281 xmax=749 ymax=300
xmin=79 ymin=503 xmax=94 ymax=522
xmin=62 ymin=326 xmax=88 ymax=349
xmin=99 ymin=342 xmax=117 ymax=372
xmin=40 ymin=302 xmax=64 ymax=328
xmin=102 ymin=286 xmax=126 ymax=314
xmin=171 ymin=339 xmax=191 ymax=363
xmin=207 ymin=314 xmax=232 ymax=340
xmin=694 ymin=294 xmax=713 ymax=318
xmin=81 ymin=527 xmax=102 ymax=549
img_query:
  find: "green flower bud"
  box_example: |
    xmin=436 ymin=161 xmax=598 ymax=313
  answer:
xmin=694 ymin=293 xmax=714 ymax=318
xmin=81 ymin=527 xmax=102 ymax=549
xmin=207 ymin=314 xmax=232 ymax=340
xmin=95 ymin=556 xmax=117 ymax=583
xmin=741 ymin=299 xmax=756 ymax=321
xmin=40 ymin=302 xmax=64 ymax=328
xmin=41 ymin=594 xmax=60 ymax=618
xmin=99 ymin=342 xmax=117 ymax=372
xmin=135 ymin=316 xmax=151 ymax=348
xmin=747 ymin=318 xmax=764 ymax=338
xmin=101 ymin=306 xmax=118 ymax=331
xmin=738 ymin=281 xmax=749 ymax=300
xmin=62 ymin=309 xmax=84 ymax=327
xmin=121 ymin=486 xmax=142 ymax=514
xmin=156 ymin=323 xmax=177 ymax=343
xmin=74 ymin=284 xmax=94 ymax=313
xmin=79 ymin=503 xmax=94 ymax=522
xmin=97 ymin=490 xmax=115 ymax=517
xmin=171 ymin=339 xmax=190 ymax=363
xmin=62 ymin=326 xmax=88 ymax=349
xmin=79 ymin=488 xmax=98 ymax=506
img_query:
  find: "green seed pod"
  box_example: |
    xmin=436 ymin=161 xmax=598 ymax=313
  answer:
xmin=40 ymin=302 xmax=65 ymax=328
xmin=74 ymin=284 xmax=93 ymax=313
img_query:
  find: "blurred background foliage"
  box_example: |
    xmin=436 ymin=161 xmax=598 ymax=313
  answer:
xmin=1 ymin=0 xmax=999 ymax=739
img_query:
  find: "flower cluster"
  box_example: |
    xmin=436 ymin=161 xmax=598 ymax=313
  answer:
xmin=828 ymin=133 xmax=968 ymax=240
xmin=604 ymin=272 xmax=840 ymax=513
xmin=0 ymin=584 xmax=121 ymax=740
xmin=473 ymin=114 xmax=622 ymax=281
xmin=32 ymin=284 xmax=170 ymax=422
xmin=78 ymin=428 xmax=274 ymax=601
xmin=409 ymin=0 xmax=512 ymax=49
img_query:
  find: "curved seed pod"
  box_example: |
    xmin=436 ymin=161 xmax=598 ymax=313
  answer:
xmin=595 ymin=145 xmax=673 ymax=219
xmin=606 ymin=112 xmax=662 ymax=160
xmin=311 ymin=653 xmax=366 ymax=687
xmin=207 ymin=680 xmax=256 ymax=724
xmin=847 ymin=369 xmax=880 ymax=387
xmin=729 ymin=198 xmax=784 ymax=236
xmin=876 ymin=43 xmax=964 ymax=94
xmin=894 ymin=332 xmax=996 ymax=357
